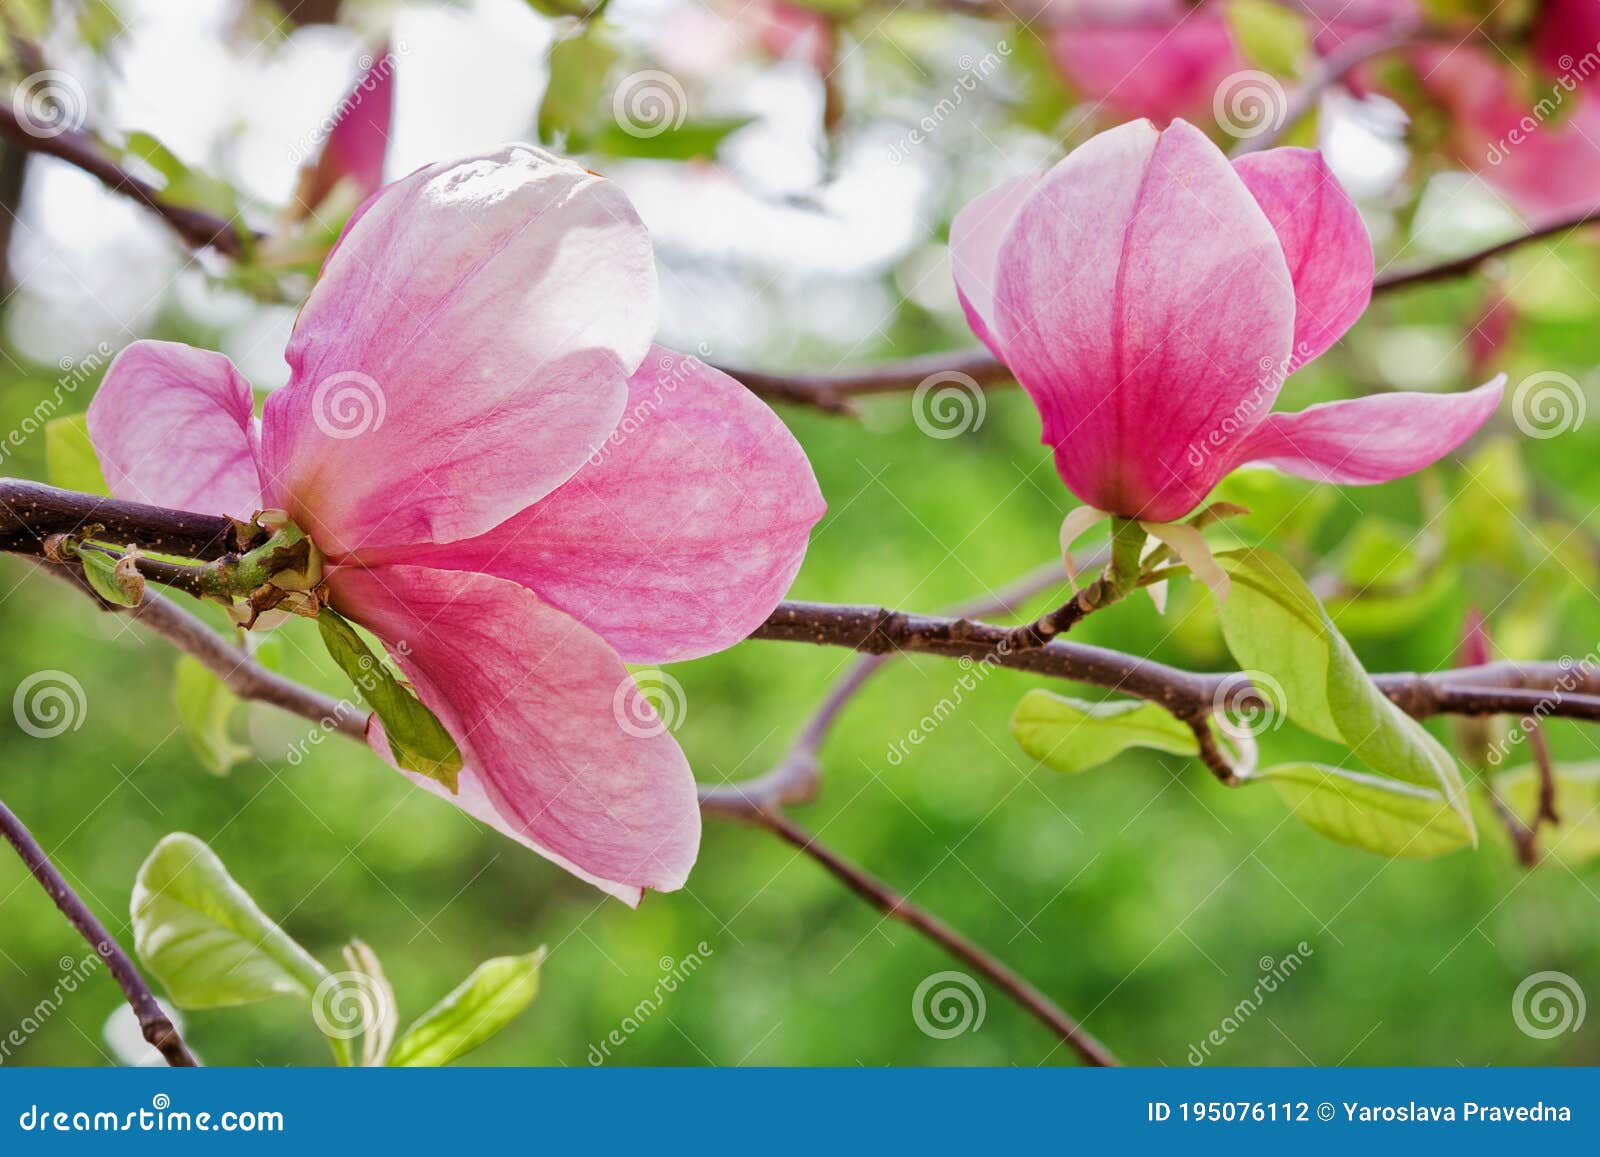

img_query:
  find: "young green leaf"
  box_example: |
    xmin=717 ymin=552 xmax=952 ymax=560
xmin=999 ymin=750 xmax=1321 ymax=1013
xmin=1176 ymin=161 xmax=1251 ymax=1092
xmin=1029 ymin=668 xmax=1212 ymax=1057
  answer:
xmin=173 ymin=656 xmax=250 ymax=776
xmin=1215 ymin=548 xmax=1474 ymax=842
xmin=388 ymin=949 xmax=546 ymax=1067
xmin=131 ymin=833 xmax=328 ymax=1008
xmin=44 ymin=414 xmax=110 ymax=495
xmin=1256 ymin=763 xmax=1474 ymax=858
xmin=76 ymin=549 xmax=141 ymax=607
xmin=1225 ymin=0 xmax=1310 ymax=76
xmin=317 ymin=610 xmax=462 ymax=792
xmin=1011 ymin=690 xmax=1198 ymax=774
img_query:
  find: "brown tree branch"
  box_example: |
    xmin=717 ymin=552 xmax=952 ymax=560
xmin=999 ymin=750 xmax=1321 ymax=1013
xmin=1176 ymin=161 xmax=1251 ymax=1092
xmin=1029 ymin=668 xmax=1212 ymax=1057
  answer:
xmin=0 ymin=797 xmax=198 ymax=1066
xmin=748 ymin=808 xmax=1119 ymax=1066
xmin=0 ymin=103 xmax=250 ymax=257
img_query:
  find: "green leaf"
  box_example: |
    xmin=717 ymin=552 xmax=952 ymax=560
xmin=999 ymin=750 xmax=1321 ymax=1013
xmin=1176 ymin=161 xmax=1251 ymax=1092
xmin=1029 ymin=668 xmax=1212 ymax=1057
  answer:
xmin=44 ymin=415 xmax=109 ymax=495
xmin=131 ymin=833 xmax=328 ymax=1009
xmin=538 ymin=23 xmax=620 ymax=149
xmin=1225 ymin=0 xmax=1310 ymax=76
xmin=592 ymin=116 xmax=753 ymax=161
xmin=1215 ymin=548 xmax=1475 ymax=842
xmin=1011 ymin=690 xmax=1198 ymax=775
xmin=316 ymin=610 xmax=461 ymax=791
xmin=120 ymin=131 xmax=240 ymax=223
xmin=1488 ymin=762 xmax=1600 ymax=866
xmin=77 ymin=549 xmax=141 ymax=607
xmin=174 ymin=656 xmax=249 ymax=776
xmin=389 ymin=949 xmax=546 ymax=1067
xmin=1257 ymin=763 xmax=1474 ymax=858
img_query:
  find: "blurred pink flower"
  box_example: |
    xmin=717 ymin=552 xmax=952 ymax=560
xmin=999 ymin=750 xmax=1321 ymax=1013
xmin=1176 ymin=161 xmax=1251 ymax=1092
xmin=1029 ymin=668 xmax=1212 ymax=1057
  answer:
xmin=1414 ymin=42 xmax=1600 ymax=224
xmin=88 ymin=146 xmax=825 ymax=904
xmin=298 ymin=44 xmax=395 ymax=213
xmin=1045 ymin=0 xmax=1244 ymax=124
xmin=951 ymin=119 xmax=1503 ymax=522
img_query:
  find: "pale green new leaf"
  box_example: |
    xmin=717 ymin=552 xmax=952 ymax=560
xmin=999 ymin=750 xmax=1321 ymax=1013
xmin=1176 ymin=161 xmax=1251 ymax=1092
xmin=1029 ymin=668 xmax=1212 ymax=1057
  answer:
xmin=389 ymin=949 xmax=546 ymax=1067
xmin=1488 ymin=762 xmax=1600 ymax=866
xmin=1011 ymin=690 xmax=1198 ymax=774
xmin=1215 ymin=548 xmax=1474 ymax=843
xmin=1258 ymin=763 xmax=1474 ymax=858
xmin=317 ymin=610 xmax=461 ymax=792
xmin=131 ymin=833 xmax=328 ymax=1009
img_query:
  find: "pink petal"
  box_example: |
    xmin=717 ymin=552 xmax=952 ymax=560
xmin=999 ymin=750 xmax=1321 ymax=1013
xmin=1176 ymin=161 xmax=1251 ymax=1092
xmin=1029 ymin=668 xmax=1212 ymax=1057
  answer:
xmin=260 ymin=146 xmax=658 ymax=556
xmin=86 ymin=340 xmax=263 ymax=520
xmin=1046 ymin=3 xmax=1244 ymax=124
xmin=1233 ymin=147 xmax=1373 ymax=368
xmin=300 ymin=44 xmax=395 ymax=209
xmin=327 ymin=565 xmax=700 ymax=898
xmin=950 ymin=174 xmax=1042 ymax=360
xmin=993 ymin=118 xmax=1295 ymax=522
xmin=1231 ymin=377 xmax=1505 ymax=485
xmin=357 ymin=347 xmax=825 ymax=664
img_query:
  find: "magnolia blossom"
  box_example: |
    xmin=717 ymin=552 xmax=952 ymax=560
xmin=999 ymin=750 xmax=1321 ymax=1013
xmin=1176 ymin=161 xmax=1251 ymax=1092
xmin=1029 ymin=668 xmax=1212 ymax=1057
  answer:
xmin=87 ymin=145 xmax=825 ymax=904
xmin=297 ymin=45 xmax=395 ymax=214
xmin=1412 ymin=8 xmax=1600 ymax=225
xmin=951 ymin=119 xmax=1503 ymax=523
xmin=1044 ymin=0 xmax=1415 ymax=124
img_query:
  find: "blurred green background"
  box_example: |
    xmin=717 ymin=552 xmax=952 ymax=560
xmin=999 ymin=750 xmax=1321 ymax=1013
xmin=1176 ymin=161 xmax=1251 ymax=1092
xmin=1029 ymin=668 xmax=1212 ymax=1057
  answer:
xmin=1 ymin=0 xmax=1598 ymax=1067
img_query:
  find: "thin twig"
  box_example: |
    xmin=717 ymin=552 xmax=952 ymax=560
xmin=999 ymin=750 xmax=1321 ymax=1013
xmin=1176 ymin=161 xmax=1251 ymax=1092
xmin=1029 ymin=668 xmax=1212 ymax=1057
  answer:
xmin=0 ymin=798 xmax=198 ymax=1066
xmin=750 ymin=808 xmax=1119 ymax=1066
xmin=1528 ymin=722 xmax=1561 ymax=827
xmin=1374 ymin=207 xmax=1600 ymax=293
xmin=0 ymin=103 xmax=250 ymax=257
xmin=1232 ymin=23 xmax=1423 ymax=156
xmin=701 ymin=557 xmax=1076 ymax=817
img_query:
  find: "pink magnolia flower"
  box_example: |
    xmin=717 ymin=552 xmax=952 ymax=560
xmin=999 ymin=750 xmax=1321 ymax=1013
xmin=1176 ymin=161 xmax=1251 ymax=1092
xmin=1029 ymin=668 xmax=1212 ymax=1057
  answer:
xmin=1413 ymin=43 xmax=1600 ymax=225
xmin=296 ymin=44 xmax=395 ymax=213
xmin=87 ymin=145 xmax=826 ymax=905
xmin=951 ymin=119 xmax=1503 ymax=523
xmin=1045 ymin=0 xmax=1245 ymax=124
